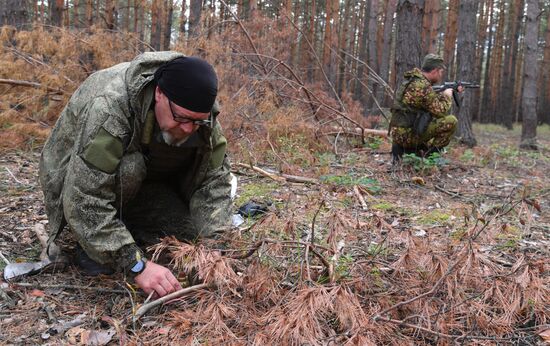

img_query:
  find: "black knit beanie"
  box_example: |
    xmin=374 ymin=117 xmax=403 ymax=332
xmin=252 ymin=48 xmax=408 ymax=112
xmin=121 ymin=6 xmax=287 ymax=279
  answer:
xmin=154 ymin=56 xmax=218 ymax=113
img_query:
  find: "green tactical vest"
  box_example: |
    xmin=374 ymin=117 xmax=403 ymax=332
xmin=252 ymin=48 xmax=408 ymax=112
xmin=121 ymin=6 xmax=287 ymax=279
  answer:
xmin=389 ymin=75 xmax=423 ymax=129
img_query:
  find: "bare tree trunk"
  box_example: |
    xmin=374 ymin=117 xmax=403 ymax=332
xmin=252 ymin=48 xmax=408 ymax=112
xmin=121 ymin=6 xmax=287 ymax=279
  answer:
xmin=480 ymin=0 xmax=495 ymax=123
xmin=489 ymin=0 xmax=506 ymax=124
xmin=472 ymin=0 xmax=488 ymax=122
xmin=443 ymin=0 xmax=458 ymax=80
xmin=455 ymin=0 xmax=478 ymax=147
xmin=337 ymin=0 xmax=352 ymax=95
xmin=150 ymin=0 xmax=162 ymax=50
xmin=162 ymin=0 xmax=174 ymax=50
xmin=376 ymin=0 xmax=398 ymax=107
xmin=179 ymin=0 xmax=187 ymax=39
xmin=354 ymin=1 xmax=370 ymax=104
xmin=366 ymin=0 xmax=379 ymax=111
xmin=85 ymin=0 xmax=93 ymax=27
xmin=422 ymin=0 xmax=440 ymax=53
xmin=189 ymin=0 xmax=202 ymax=38
xmin=520 ymin=0 xmax=540 ymax=149
xmin=538 ymin=6 xmax=550 ymax=125
xmin=104 ymin=0 xmax=116 ymax=29
xmin=395 ymin=0 xmax=425 ymax=86
xmin=50 ymin=0 xmax=64 ymax=26
xmin=501 ymin=0 xmax=525 ymax=129
xmin=322 ymin=0 xmax=337 ymax=86
xmin=0 ymin=0 xmax=30 ymax=29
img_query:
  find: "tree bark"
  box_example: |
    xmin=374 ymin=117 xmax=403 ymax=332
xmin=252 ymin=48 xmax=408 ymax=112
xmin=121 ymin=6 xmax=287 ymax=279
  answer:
xmin=150 ymin=0 xmax=162 ymax=50
xmin=538 ymin=6 xmax=550 ymax=125
xmin=455 ymin=0 xmax=478 ymax=147
xmin=0 ymin=0 xmax=30 ymax=29
xmin=50 ymin=0 xmax=64 ymax=26
xmin=189 ymin=0 xmax=202 ymax=38
xmin=179 ymin=0 xmax=187 ymax=39
xmin=395 ymin=0 xmax=425 ymax=86
xmin=376 ymin=0 xmax=398 ymax=107
xmin=422 ymin=0 xmax=441 ymax=53
xmin=480 ymin=0 xmax=495 ymax=123
xmin=520 ymin=0 xmax=540 ymax=149
xmin=501 ymin=0 xmax=525 ymax=129
xmin=162 ymin=0 xmax=174 ymax=50
xmin=104 ymin=0 xmax=116 ymax=29
xmin=443 ymin=0 xmax=458 ymax=80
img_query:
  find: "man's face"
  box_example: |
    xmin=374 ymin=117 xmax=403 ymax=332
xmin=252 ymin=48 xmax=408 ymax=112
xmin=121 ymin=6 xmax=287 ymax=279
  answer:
xmin=154 ymin=86 xmax=210 ymax=143
xmin=428 ymin=68 xmax=445 ymax=84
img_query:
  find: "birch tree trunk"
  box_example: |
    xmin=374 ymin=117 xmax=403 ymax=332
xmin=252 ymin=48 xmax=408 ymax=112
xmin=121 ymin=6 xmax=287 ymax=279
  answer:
xmin=520 ymin=0 xmax=540 ymax=149
xmin=455 ymin=0 xmax=478 ymax=147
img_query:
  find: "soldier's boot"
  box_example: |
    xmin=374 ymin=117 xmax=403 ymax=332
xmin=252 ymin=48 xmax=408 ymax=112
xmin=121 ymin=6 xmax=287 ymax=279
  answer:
xmin=74 ymin=244 xmax=114 ymax=276
xmin=391 ymin=143 xmax=404 ymax=164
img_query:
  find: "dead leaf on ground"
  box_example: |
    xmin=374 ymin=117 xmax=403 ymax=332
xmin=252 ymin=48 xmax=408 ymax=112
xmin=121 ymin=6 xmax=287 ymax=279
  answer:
xmin=81 ymin=328 xmax=116 ymax=346
xmin=538 ymin=328 xmax=550 ymax=342
xmin=30 ymin=289 xmax=45 ymax=297
xmin=411 ymin=176 xmax=425 ymax=185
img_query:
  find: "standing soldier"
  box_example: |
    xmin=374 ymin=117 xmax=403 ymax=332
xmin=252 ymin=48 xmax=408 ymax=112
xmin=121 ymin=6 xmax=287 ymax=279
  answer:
xmin=388 ymin=54 xmax=463 ymax=162
xmin=39 ymin=52 xmax=233 ymax=298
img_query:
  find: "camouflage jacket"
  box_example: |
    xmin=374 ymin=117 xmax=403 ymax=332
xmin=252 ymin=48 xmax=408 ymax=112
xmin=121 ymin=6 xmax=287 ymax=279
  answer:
xmin=389 ymin=68 xmax=451 ymax=129
xmin=39 ymin=52 xmax=232 ymax=271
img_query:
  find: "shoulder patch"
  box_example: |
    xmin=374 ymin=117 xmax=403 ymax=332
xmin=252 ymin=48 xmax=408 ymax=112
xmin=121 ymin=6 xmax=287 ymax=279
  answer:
xmin=82 ymin=127 xmax=123 ymax=174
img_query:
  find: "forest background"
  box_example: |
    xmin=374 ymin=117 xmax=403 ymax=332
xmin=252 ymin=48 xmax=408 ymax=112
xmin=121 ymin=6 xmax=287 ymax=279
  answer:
xmin=0 ymin=0 xmax=549 ymax=345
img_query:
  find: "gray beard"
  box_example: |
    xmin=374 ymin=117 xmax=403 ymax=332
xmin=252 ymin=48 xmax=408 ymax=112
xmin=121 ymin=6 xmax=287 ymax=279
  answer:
xmin=161 ymin=131 xmax=189 ymax=147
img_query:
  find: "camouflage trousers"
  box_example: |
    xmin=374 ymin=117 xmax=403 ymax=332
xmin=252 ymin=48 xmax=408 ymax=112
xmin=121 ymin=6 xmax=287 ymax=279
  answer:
xmin=122 ymin=181 xmax=209 ymax=247
xmin=391 ymin=115 xmax=457 ymax=150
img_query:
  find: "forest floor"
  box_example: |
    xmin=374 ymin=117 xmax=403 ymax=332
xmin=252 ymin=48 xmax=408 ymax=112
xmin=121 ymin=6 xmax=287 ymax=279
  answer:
xmin=0 ymin=124 xmax=549 ymax=345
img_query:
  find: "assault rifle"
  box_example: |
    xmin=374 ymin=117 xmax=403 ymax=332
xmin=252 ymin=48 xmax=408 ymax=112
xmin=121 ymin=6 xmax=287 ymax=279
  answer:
xmin=432 ymin=81 xmax=480 ymax=108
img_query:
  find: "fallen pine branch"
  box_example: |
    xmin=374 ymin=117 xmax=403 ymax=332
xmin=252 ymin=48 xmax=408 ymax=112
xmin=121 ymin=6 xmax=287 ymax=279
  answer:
xmin=376 ymin=316 xmax=514 ymax=342
xmin=13 ymin=282 xmax=125 ymax=294
xmin=133 ymin=283 xmax=210 ymax=321
xmin=0 ymin=78 xmax=65 ymax=94
xmin=234 ymin=163 xmax=319 ymax=184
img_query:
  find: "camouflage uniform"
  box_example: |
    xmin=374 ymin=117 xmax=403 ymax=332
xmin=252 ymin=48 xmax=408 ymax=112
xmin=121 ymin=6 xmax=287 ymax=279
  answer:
xmin=389 ymin=68 xmax=457 ymax=150
xmin=39 ymin=52 xmax=233 ymax=271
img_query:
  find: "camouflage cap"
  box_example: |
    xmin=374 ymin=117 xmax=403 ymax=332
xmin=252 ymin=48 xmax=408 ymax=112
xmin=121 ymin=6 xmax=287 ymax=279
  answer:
xmin=421 ymin=54 xmax=446 ymax=71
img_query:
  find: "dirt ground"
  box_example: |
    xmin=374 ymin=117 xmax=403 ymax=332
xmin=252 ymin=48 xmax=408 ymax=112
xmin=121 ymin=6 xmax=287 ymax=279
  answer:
xmin=0 ymin=125 xmax=549 ymax=345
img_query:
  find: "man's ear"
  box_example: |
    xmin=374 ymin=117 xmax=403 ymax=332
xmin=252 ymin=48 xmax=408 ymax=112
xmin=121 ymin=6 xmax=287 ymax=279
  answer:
xmin=154 ymin=85 xmax=162 ymax=102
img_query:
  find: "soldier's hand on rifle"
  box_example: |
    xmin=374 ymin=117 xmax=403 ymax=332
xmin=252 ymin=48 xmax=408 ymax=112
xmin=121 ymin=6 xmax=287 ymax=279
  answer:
xmin=456 ymin=85 xmax=465 ymax=93
xmin=135 ymin=261 xmax=182 ymax=298
xmin=443 ymin=88 xmax=454 ymax=98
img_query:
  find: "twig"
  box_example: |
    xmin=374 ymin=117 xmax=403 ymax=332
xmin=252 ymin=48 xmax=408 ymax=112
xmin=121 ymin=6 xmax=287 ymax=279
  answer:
xmin=133 ymin=283 xmax=209 ymax=321
xmin=13 ymin=282 xmax=125 ymax=294
xmin=0 ymin=251 xmax=10 ymax=265
xmin=434 ymin=184 xmax=462 ymax=198
xmin=234 ymin=162 xmax=285 ymax=182
xmin=353 ymin=185 xmax=368 ymax=210
xmin=0 ymin=78 xmax=65 ymax=94
xmin=235 ymin=162 xmax=319 ymax=184
xmin=4 ymin=167 xmax=26 ymax=185
xmin=376 ymin=316 xmax=513 ymax=341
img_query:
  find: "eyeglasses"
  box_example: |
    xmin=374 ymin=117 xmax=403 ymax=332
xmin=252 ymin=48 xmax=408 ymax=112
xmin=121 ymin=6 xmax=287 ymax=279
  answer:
xmin=168 ymin=101 xmax=211 ymax=126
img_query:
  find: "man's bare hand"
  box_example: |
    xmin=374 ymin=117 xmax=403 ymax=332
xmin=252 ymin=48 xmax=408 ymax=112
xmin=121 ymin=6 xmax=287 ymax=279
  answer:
xmin=443 ymin=88 xmax=454 ymax=98
xmin=134 ymin=261 xmax=182 ymax=298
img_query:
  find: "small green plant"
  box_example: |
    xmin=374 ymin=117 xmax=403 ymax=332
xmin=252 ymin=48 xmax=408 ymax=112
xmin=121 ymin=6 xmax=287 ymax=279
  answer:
xmin=320 ymin=174 xmax=382 ymax=194
xmin=402 ymin=152 xmax=448 ymax=173
xmin=334 ymin=254 xmax=354 ymax=280
xmin=460 ymin=149 xmax=475 ymax=162
xmin=364 ymin=136 xmax=383 ymax=150
xmin=418 ymin=210 xmax=452 ymax=226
